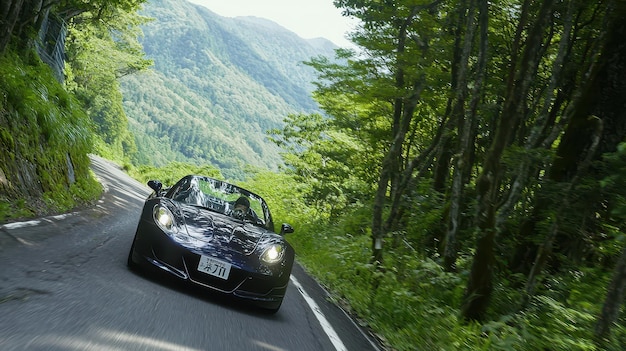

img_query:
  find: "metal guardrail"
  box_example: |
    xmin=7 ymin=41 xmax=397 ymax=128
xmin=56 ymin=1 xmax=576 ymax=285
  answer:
xmin=35 ymin=14 xmax=66 ymax=83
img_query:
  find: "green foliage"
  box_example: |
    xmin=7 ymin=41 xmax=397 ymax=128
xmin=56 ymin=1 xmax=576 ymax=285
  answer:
xmin=278 ymin=0 xmax=626 ymax=346
xmin=127 ymin=161 xmax=222 ymax=186
xmin=289 ymin=208 xmax=469 ymax=350
xmin=496 ymin=296 xmax=597 ymax=350
xmin=64 ymin=1 xmax=151 ymax=165
xmin=0 ymin=48 xmax=101 ymax=221
xmin=119 ymin=0 xmax=338 ymax=180
xmin=0 ymin=199 xmax=34 ymax=222
xmin=402 ymin=178 xmax=447 ymax=254
xmin=600 ymin=143 xmax=626 ymax=224
xmin=288 ymin=199 xmax=626 ymax=350
xmin=237 ymin=170 xmax=314 ymax=231
xmin=269 ymin=112 xmax=377 ymax=217
xmin=56 ymin=0 xmax=147 ymax=18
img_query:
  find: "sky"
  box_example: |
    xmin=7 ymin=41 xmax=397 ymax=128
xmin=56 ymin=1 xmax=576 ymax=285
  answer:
xmin=186 ymin=0 xmax=358 ymax=48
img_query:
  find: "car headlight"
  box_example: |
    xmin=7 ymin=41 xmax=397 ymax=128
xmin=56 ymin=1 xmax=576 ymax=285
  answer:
xmin=261 ymin=244 xmax=285 ymax=264
xmin=153 ymin=205 xmax=176 ymax=233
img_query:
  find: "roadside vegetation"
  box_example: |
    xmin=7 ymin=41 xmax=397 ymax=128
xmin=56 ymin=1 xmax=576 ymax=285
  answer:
xmin=0 ymin=49 xmax=100 ymax=221
xmin=269 ymin=1 xmax=626 ymax=349
xmin=0 ymin=0 xmax=150 ymax=221
xmin=255 ymin=0 xmax=626 ymax=350
xmin=132 ymin=158 xmax=626 ymax=350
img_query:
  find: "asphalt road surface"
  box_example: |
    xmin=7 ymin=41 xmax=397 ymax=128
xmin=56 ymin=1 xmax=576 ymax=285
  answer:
xmin=0 ymin=155 xmax=382 ymax=351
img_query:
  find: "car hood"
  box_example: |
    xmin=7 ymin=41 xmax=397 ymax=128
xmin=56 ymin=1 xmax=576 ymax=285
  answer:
xmin=177 ymin=204 xmax=269 ymax=255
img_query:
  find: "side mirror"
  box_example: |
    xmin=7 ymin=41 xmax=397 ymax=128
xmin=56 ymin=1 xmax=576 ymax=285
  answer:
xmin=147 ymin=180 xmax=163 ymax=193
xmin=280 ymin=223 xmax=294 ymax=235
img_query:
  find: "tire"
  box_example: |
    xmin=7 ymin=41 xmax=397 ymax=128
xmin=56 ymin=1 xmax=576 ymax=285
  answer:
xmin=127 ymin=238 xmax=138 ymax=270
xmin=261 ymin=299 xmax=282 ymax=314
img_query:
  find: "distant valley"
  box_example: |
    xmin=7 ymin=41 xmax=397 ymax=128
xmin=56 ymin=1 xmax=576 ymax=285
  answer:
xmin=120 ymin=0 xmax=337 ymax=179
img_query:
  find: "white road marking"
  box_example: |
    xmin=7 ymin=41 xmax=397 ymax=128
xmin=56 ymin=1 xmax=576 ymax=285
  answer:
xmin=290 ymin=275 xmax=348 ymax=351
xmin=1 ymin=213 xmax=77 ymax=231
xmin=2 ymin=220 xmax=41 ymax=229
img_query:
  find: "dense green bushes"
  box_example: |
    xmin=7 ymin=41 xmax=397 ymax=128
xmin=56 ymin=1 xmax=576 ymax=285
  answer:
xmin=287 ymin=203 xmax=626 ymax=350
xmin=0 ymin=50 xmax=101 ymax=222
xmin=125 ymin=154 xmax=626 ymax=350
xmin=133 ymin=161 xmax=626 ymax=350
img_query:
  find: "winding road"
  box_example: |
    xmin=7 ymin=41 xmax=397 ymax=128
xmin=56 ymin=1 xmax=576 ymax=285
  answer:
xmin=0 ymin=155 xmax=381 ymax=351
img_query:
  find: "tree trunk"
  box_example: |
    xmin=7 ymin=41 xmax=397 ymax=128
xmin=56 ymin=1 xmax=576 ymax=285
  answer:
xmin=443 ymin=0 xmax=483 ymax=272
xmin=372 ymin=29 xmax=406 ymax=266
xmin=371 ymin=6 xmax=421 ymax=265
xmin=462 ymin=0 xmax=556 ymax=321
xmin=496 ymin=0 xmax=577 ymax=228
xmin=0 ymin=0 xmax=25 ymax=54
xmin=383 ymin=79 xmax=425 ymax=233
xmin=523 ymin=116 xmax=602 ymax=305
xmin=595 ymin=245 xmax=626 ymax=344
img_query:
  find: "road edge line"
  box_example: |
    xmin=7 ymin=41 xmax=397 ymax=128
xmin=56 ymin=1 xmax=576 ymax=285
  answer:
xmin=290 ymin=275 xmax=348 ymax=351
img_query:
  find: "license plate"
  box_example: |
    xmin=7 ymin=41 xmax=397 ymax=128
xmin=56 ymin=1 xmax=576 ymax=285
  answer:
xmin=197 ymin=255 xmax=231 ymax=280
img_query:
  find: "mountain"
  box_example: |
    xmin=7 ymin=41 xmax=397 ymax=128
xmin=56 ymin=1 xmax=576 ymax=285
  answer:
xmin=120 ymin=0 xmax=337 ymax=179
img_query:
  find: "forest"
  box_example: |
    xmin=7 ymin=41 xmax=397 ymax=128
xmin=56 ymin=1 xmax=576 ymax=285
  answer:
xmin=119 ymin=0 xmax=338 ymax=179
xmin=265 ymin=0 xmax=626 ymax=349
xmin=1 ymin=0 xmax=626 ymax=350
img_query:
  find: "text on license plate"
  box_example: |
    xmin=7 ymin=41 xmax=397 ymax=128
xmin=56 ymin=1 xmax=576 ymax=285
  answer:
xmin=197 ymin=255 xmax=231 ymax=280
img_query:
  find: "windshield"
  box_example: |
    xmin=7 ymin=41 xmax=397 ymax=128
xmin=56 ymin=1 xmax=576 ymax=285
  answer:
xmin=167 ymin=176 xmax=272 ymax=229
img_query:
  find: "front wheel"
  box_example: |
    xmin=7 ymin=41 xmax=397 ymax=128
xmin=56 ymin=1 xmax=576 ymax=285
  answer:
xmin=127 ymin=237 xmax=138 ymax=270
xmin=260 ymin=299 xmax=283 ymax=314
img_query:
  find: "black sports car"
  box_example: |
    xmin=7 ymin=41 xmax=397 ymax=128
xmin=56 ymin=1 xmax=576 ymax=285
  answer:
xmin=127 ymin=175 xmax=295 ymax=313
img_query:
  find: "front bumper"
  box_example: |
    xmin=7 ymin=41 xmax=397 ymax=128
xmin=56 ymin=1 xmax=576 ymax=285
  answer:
xmin=130 ymin=222 xmax=292 ymax=307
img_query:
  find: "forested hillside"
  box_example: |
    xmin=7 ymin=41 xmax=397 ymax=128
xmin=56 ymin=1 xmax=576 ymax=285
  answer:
xmin=0 ymin=0 xmax=150 ymax=220
xmin=268 ymin=0 xmax=626 ymax=349
xmin=120 ymin=0 xmax=337 ymax=179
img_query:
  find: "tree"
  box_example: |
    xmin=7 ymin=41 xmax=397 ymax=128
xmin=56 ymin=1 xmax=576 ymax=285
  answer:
xmin=595 ymin=143 xmax=626 ymax=344
xmin=63 ymin=1 xmax=151 ymax=161
xmin=461 ymin=0 xmax=562 ymax=321
xmin=439 ymin=0 xmax=488 ymax=272
xmin=0 ymin=0 xmax=147 ymax=55
xmin=0 ymin=1 xmax=59 ymax=53
xmin=331 ymin=0 xmax=450 ymax=265
xmin=279 ymin=0 xmax=626 ymax=329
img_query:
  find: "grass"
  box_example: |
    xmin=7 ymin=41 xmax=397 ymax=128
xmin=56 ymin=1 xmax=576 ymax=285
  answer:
xmin=0 ymin=49 xmax=101 ymax=224
xmin=286 ymin=206 xmax=626 ymax=351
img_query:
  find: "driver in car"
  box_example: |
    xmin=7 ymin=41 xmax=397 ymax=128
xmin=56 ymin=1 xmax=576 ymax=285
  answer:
xmin=232 ymin=196 xmax=262 ymax=224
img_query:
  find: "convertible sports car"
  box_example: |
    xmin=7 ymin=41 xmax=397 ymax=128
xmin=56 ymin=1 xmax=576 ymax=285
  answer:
xmin=127 ymin=175 xmax=295 ymax=313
